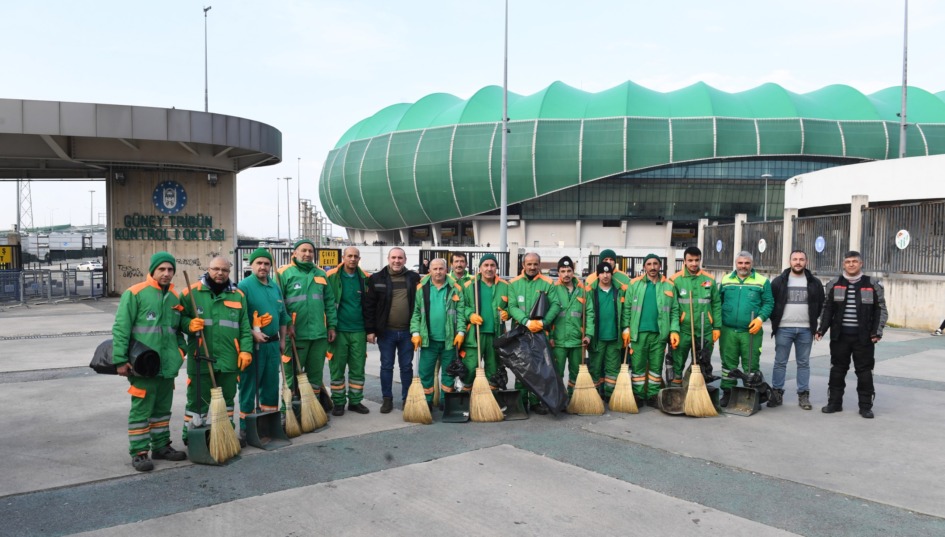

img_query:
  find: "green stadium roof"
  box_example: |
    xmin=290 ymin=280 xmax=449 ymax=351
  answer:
xmin=321 ymin=81 xmax=945 ymax=231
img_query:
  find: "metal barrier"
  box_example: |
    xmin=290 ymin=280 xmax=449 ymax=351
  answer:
xmin=421 ymin=250 xmax=510 ymax=278
xmin=233 ymin=247 xmax=341 ymax=282
xmin=742 ymin=220 xmax=783 ymax=272
xmin=0 ymin=270 xmax=21 ymax=303
xmin=862 ymin=201 xmax=945 ymax=275
xmin=0 ymin=269 xmax=104 ymax=305
xmin=702 ymin=223 xmax=736 ymax=269
xmin=793 ymin=214 xmax=850 ymax=276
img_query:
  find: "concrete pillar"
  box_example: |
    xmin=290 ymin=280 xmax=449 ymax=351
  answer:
xmin=472 ymin=220 xmax=481 ymax=246
xmin=508 ymin=241 xmax=519 ymax=276
xmin=664 ymin=220 xmax=676 ymax=274
xmin=520 ymin=219 xmax=528 ymax=247
xmin=575 ymin=220 xmax=582 ymax=247
xmin=697 ymin=218 xmax=708 ymax=256
xmin=398 ymin=228 xmax=409 ymax=246
xmin=620 ymin=220 xmax=629 ymax=248
xmin=782 ymin=208 xmax=798 ymax=270
xmin=431 ymin=223 xmax=441 ymax=247
xmin=849 ymin=195 xmax=869 ymax=253
xmin=733 ymin=213 xmax=748 ymax=268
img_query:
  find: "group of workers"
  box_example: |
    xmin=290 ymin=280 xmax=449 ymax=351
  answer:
xmin=111 ymin=242 xmax=886 ymax=472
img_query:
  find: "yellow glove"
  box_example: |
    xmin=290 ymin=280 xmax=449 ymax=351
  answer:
xmin=238 ymin=351 xmax=253 ymax=371
xmin=670 ymin=332 xmax=680 ymax=349
xmin=748 ymin=317 xmax=763 ymax=335
xmin=469 ymin=313 xmax=483 ymax=326
xmin=712 ymin=329 xmax=721 ymax=342
xmin=281 ymin=354 xmax=292 ymax=364
xmin=499 ymin=310 xmax=510 ymax=322
xmin=622 ymin=328 xmax=631 ymax=348
xmin=411 ymin=334 xmax=422 ymax=350
xmin=453 ymin=333 xmax=465 ymax=348
xmin=526 ymin=319 xmax=544 ymax=333
xmin=189 ymin=318 xmax=205 ymax=333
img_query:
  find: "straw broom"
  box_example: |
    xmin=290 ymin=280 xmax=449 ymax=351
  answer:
xmin=281 ymin=350 xmax=301 ymax=438
xmin=470 ymin=276 xmax=503 ymax=422
xmin=683 ymin=295 xmax=718 ymax=417
xmin=433 ymin=361 xmax=441 ymax=408
xmin=183 ymin=271 xmax=241 ymax=463
xmin=403 ymin=348 xmax=433 ymax=424
xmin=609 ymin=343 xmax=638 ymax=414
xmin=567 ymin=286 xmax=604 ymax=415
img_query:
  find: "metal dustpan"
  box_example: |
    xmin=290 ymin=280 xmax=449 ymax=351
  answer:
xmin=187 ymin=358 xmax=222 ymax=465
xmin=724 ymin=385 xmax=762 ymax=416
xmin=442 ymin=390 xmax=471 ymax=423
xmin=658 ymin=346 xmax=685 ymax=415
xmin=497 ymin=389 xmax=528 ymax=420
xmin=245 ymin=410 xmax=291 ymax=450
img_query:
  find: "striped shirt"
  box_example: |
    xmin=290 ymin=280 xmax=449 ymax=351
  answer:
xmin=841 ymin=281 xmax=860 ymax=333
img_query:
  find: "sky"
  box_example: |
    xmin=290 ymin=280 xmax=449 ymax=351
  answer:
xmin=2 ymin=0 xmax=943 ymax=238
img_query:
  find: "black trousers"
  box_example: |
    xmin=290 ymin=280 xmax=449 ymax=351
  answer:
xmin=828 ymin=334 xmax=875 ymax=409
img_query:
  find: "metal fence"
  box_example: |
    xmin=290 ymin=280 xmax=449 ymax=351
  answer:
xmin=0 ymin=269 xmax=104 ymax=304
xmin=702 ymin=223 xmax=736 ymax=269
xmin=421 ymin=249 xmax=511 ymax=278
xmin=741 ymin=220 xmax=783 ymax=272
xmin=233 ymin=247 xmax=342 ymax=282
xmin=793 ymin=214 xmax=850 ymax=276
xmin=862 ymin=201 xmax=945 ymax=275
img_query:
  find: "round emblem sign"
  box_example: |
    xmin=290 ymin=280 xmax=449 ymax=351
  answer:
xmin=895 ymin=229 xmax=911 ymax=250
xmin=757 ymin=238 xmax=767 ymax=253
xmin=716 ymin=239 xmax=723 ymax=253
xmin=814 ymin=236 xmax=826 ymax=253
xmin=152 ymin=181 xmax=188 ymax=215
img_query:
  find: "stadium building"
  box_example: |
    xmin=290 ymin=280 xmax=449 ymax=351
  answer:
xmin=319 ymin=80 xmax=945 ymax=249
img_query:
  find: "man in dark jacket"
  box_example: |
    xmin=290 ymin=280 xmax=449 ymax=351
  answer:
xmin=768 ymin=250 xmax=825 ymax=410
xmin=816 ymin=251 xmax=888 ymax=418
xmin=363 ymin=247 xmax=421 ymax=413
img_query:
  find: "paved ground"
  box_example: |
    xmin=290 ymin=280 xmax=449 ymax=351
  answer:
xmin=1 ymin=297 xmax=944 ymax=536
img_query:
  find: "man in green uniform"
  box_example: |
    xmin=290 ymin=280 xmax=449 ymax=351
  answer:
xmin=459 ymin=254 xmax=509 ymax=394
xmin=508 ymin=252 xmax=561 ymax=414
xmin=277 ymin=238 xmax=337 ymax=407
xmin=182 ymin=255 xmax=254 ymax=446
xmin=325 ymin=246 xmax=371 ymax=416
xmin=449 ymin=252 xmax=473 ymax=287
xmin=719 ymin=251 xmax=774 ymax=407
xmin=411 ymin=258 xmax=464 ymax=409
xmin=112 ymin=251 xmax=187 ymax=471
xmin=584 ymin=248 xmax=632 ymax=289
xmin=623 ymin=254 xmax=680 ymax=407
xmin=669 ymin=246 xmax=721 ymax=386
xmin=237 ymin=248 xmax=289 ymax=440
xmin=587 ymin=262 xmax=628 ymax=399
xmin=549 ymin=256 xmax=594 ymax=398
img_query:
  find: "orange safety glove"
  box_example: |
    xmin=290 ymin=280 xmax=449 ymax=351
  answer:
xmin=469 ymin=313 xmax=483 ymax=326
xmin=621 ymin=328 xmax=631 ymax=348
xmin=281 ymin=354 xmax=292 ymax=364
xmin=453 ymin=333 xmax=465 ymax=348
xmin=669 ymin=332 xmax=680 ymax=349
xmin=499 ymin=309 xmax=510 ymax=322
xmin=411 ymin=334 xmax=422 ymax=350
xmin=748 ymin=317 xmax=763 ymax=335
xmin=712 ymin=329 xmax=721 ymax=342
xmin=189 ymin=318 xmax=205 ymax=333
xmin=525 ymin=319 xmax=543 ymax=333
xmin=238 ymin=351 xmax=253 ymax=371
xmin=252 ymin=310 xmax=272 ymax=329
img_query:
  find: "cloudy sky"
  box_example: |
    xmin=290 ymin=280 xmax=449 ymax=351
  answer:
xmin=2 ymin=0 xmax=942 ymax=237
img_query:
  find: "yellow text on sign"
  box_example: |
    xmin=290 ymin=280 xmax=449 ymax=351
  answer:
xmin=318 ymin=250 xmax=339 ymax=267
xmin=0 ymin=247 xmax=11 ymax=263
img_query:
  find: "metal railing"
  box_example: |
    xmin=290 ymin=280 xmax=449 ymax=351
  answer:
xmin=793 ymin=214 xmax=850 ymax=276
xmin=742 ymin=220 xmax=783 ymax=272
xmin=862 ymin=201 xmax=945 ymax=275
xmin=1 ymin=269 xmax=105 ymax=304
xmin=702 ymin=223 xmax=736 ymax=269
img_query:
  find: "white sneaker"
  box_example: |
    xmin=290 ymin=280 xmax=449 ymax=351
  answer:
xmin=932 ymin=329 xmax=943 ymax=336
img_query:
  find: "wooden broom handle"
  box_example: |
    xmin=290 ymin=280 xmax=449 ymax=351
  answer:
xmin=183 ymin=270 xmax=218 ymax=388
xmin=474 ymin=275 xmax=482 ymax=366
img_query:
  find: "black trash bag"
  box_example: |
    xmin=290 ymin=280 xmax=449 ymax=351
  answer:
xmin=489 ymin=366 xmax=508 ymax=389
xmin=493 ymin=325 xmax=567 ymax=414
xmin=529 ymin=291 xmax=550 ymax=320
xmin=89 ymin=339 xmax=117 ymax=375
xmin=663 ymin=348 xmax=675 ymax=383
xmin=446 ymin=356 xmax=467 ymax=378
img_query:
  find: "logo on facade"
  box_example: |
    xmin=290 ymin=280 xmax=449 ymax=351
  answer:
xmin=152 ymin=181 xmax=188 ymax=215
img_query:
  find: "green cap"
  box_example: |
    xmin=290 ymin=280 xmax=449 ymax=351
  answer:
xmin=293 ymin=238 xmax=316 ymax=250
xmin=643 ymin=253 xmax=661 ymax=264
xmin=599 ymin=249 xmax=617 ymax=261
xmin=249 ymin=248 xmax=273 ymax=264
xmin=479 ymin=253 xmax=498 ymax=267
xmin=149 ymin=251 xmax=176 ymax=275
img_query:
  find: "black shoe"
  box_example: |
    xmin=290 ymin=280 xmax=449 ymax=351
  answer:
xmin=332 ymin=406 xmax=345 ymax=417
xmin=531 ymin=403 xmax=548 ymax=415
xmin=767 ymin=388 xmax=784 ymax=408
xmin=719 ymin=390 xmax=731 ymax=407
xmin=238 ymin=430 xmax=247 ymax=448
xmin=859 ymin=408 xmax=874 ymax=419
xmin=380 ymin=397 xmax=393 ymax=414
xmin=132 ymin=452 xmax=154 ymax=472
xmin=152 ymin=444 xmax=187 ymax=461
xmin=348 ymin=403 xmax=370 ymax=414
xmin=821 ymin=404 xmax=843 ymax=414
xmin=646 ymin=397 xmax=659 ymax=409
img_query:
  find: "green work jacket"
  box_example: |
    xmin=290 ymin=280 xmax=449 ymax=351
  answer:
xmin=277 ymin=260 xmax=337 ymax=340
xmin=623 ymin=275 xmax=680 ymax=342
xmin=719 ymin=269 xmax=774 ymax=331
xmin=670 ymin=269 xmax=722 ymax=334
xmin=112 ymin=274 xmax=185 ymax=379
xmin=237 ymin=274 xmax=289 ymax=341
xmin=549 ymin=281 xmax=595 ymax=348
xmin=459 ymin=276 xmax=510 ymax=349
xmin=507 ymin=272 xmax=561 ymax=328
xmin=181 ymin=275 xmax=253 ymax=374
xmin=410 ymin=279 xmax=464 ymax=350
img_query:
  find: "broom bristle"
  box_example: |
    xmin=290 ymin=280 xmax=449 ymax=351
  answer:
xmin=470 ymin=368 xmax=504 ymax=422
xmin=209 ymin=387 xmax=240 ymax=463
xmin=297 ymin=375 xmax=318 ymax=433
xmin=683 ymin=364 xmax=718 ymax=417
xmin=282 ymin=381 xmax=301 ymax=438
xmin=568 ymin=364 xmax=604 ymax=415
xmin=609 ymin=364 xmax=638 ymax=414
xmin=403 ymin=377 xmax=433 ymax=424
xmin=432 ymin=361 xmax=441 ymax=408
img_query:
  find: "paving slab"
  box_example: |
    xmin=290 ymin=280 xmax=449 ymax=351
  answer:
xmin=874 ymin=349 xmax=945 ymax=382
xmin=71 ymin=444 xmax=799 ymax=537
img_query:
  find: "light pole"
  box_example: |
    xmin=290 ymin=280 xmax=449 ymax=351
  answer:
xmin=276 ymin=177 xmax=281 ymax=240
xmin=89 ymin=190 xmax=95 ymax=226
xmin=203 ymin=6 xmax=212 ymax=112
xmin=284 ymin=177 xmax=292 ymax=240
xmin=498 ymin=0 xmax=509 ymax=260
xmin=761 ymin=173 xmax=772 ymax=221
xmin=899 ymin=0 xmax=909 ymax=158
xmin=297 ymin=157 xmax=301 ymax=239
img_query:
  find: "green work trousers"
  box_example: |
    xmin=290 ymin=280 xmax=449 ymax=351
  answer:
xmin=329 ymin=331 xmax=367 ymax=406
xmin=183 ymin=369 xmax=237 ymax=443
xmin=284 ymin=338 xmax=328 ymax=396
xmin=553 ymin=345 xmax=584 ymax=397
xmin=594 ymin=341 xmax=623 ymax=398
xmin=672 ymin=331 xmax=715 ymax=385
xmin=238 ymin=340 xmax=281 ymax=430
xmin=631 ymin=332 xmax=665 ymax=399
xmin=420 ymin=340 xmax=455 ymax=402
xmin=720 ymin=327 xmax=762 ymax=390
xmin=460 ymin=333 xmax=497 ymax=389
xmin=127 ymin=376 xmax=176 ymax=456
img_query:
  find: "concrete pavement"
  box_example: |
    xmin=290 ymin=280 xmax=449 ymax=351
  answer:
xmin=1 ymin=298 xmax=944 ymax=536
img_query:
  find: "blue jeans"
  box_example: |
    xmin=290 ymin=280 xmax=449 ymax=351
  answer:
xmin=772 ymin=327 xmax=813 ymax=393
xmin=377 ymin=329 xmax=414 ymax=400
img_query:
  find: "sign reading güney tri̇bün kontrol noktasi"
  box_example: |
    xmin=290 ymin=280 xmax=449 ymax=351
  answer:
xmin=113 ymin=180 xmax=226 ymax=241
